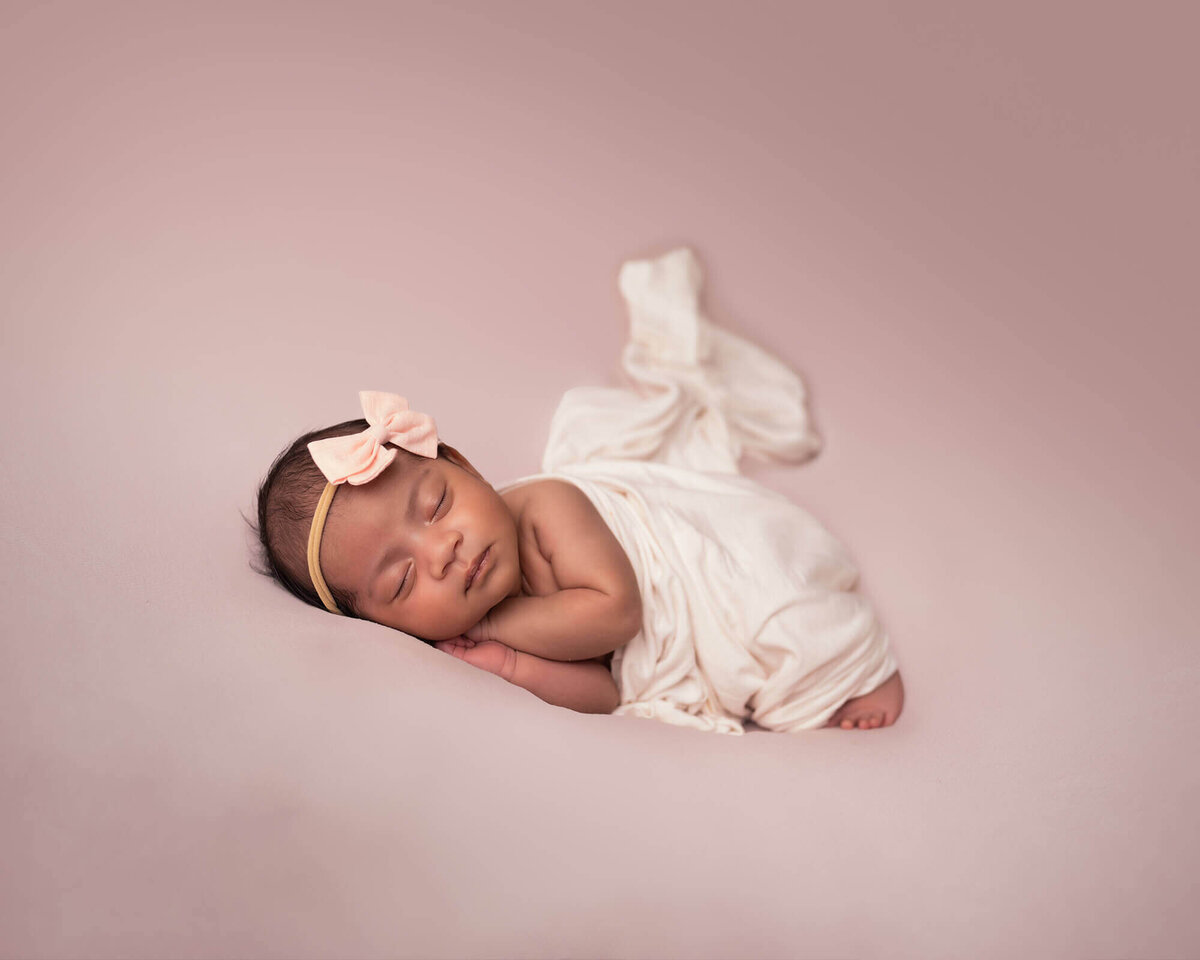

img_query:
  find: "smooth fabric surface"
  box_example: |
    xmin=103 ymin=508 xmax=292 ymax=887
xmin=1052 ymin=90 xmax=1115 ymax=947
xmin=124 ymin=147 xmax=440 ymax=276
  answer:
xmin=501 ymin=248 xmax=897 ymax=733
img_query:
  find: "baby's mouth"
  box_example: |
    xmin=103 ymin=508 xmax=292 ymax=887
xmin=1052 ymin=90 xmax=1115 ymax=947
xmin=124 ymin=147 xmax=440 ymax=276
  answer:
xmin=465 ymin=546 xmax=491 ymax=592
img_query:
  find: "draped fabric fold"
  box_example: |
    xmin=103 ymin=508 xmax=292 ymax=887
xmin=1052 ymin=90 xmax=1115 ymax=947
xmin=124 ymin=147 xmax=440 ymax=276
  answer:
xmin=501 ymin=248 xmax=897 ymax=734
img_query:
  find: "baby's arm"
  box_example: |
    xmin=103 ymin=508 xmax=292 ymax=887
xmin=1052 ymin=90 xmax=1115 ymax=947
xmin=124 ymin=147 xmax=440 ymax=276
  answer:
xmin=469 ymin=482 xmax=641 ymax=661
xmin=437 ymin=638 xmax=618 ymax=714
xmin=510 ymin=651 xmax=619 ymax=715
xmin=475 ymin=590 xmax=638 ymax=661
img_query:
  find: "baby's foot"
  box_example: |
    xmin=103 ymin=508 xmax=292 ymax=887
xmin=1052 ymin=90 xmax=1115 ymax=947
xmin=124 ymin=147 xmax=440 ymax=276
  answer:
xmin=824 ymin=670 xmax=904 ymax=730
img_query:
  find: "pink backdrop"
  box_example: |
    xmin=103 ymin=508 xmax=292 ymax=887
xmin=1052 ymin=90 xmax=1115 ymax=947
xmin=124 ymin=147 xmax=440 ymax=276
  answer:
xmin=2 ymin=2 xmax=1197 ymax=957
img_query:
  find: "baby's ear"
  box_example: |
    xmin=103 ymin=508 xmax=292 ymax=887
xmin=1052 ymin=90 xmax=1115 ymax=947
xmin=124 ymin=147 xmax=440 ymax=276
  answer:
xmin=438 ymin=442 xmax=486 ymax=483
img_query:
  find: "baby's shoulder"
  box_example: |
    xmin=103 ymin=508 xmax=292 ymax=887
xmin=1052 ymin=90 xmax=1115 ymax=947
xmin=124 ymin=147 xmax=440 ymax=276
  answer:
xmin=501 ymin=479 xmax=584 ymax=597
xmin=500 ymin=477 xmax=585 ymax=533
xmin=501 ymin=476 xmax=637 ymax=613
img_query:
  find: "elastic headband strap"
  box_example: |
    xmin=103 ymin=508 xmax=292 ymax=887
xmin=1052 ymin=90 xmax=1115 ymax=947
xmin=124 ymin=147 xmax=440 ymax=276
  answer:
xmin=307 ymin=481 xmax=342 ymax=615
xmin=303 ymin=390 xmax=439 ymax=616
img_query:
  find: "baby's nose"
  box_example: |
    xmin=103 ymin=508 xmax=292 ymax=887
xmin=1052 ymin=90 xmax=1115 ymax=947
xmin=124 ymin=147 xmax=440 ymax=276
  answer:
xmin=433 ymin=530 xmax=463 ymax=575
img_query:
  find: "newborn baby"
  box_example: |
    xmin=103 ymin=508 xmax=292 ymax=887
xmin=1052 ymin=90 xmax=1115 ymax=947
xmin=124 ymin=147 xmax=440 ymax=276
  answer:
xmin=266 ymin=410 xmax=642 ymax=715
xmin=251 ymin=248 xmax=904 ymax=734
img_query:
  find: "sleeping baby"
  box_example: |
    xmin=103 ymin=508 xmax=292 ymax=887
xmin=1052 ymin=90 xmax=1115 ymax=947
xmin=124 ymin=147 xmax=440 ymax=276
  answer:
xmin=251 ymin=248 xmax=903 ymax=735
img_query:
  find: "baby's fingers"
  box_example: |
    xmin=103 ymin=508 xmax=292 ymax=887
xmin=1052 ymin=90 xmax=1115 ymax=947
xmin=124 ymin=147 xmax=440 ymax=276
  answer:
xmin=434 ymin=636 xmax=476 ymax=657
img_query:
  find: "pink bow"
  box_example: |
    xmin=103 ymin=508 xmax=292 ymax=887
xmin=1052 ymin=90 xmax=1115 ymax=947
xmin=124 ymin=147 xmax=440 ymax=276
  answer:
xmin=307 ymin=391 xmax=439 ymax=485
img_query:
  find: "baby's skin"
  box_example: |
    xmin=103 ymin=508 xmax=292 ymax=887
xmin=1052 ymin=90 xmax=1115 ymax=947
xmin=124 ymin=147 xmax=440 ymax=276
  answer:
xmin=315 ymin=444 xmax=640 ymax=714
xmin=823 ymin=669 xmax=905 ymax=730
xmin=315 ymin=445 xmax=902 ymax=727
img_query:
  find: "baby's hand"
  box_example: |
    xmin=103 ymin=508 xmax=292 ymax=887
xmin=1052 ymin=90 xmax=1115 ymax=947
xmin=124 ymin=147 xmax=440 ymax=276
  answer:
xmin=434 ymin=636 xmax=516 ymax=681
xmin=463 ymin=614 xmax=494 ymax=642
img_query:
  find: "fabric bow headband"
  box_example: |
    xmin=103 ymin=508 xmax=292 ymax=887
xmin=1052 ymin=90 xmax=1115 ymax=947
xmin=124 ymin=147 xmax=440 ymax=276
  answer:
xmin=305 ymin=391 xmax=439 ymax=614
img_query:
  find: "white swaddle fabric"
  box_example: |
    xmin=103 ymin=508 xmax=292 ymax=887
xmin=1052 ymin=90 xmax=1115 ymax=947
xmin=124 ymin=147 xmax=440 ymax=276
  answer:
xmin=500 ymin=248 xmax=898 ymax=735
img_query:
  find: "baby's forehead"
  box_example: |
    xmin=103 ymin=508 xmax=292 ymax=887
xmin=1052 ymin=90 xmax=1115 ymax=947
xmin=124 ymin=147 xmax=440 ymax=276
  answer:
xmin=320 ymin=455 xmax=450 ymax=583
xmin=342 ymin=455 xmax=436 ymax=517
xmin=322 ymin=460 xmax=422 ymax=563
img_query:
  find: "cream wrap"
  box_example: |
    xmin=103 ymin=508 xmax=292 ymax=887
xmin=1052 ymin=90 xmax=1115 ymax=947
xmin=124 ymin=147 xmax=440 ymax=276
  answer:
xmin=499 ymin=248 xmax=898 ymax=735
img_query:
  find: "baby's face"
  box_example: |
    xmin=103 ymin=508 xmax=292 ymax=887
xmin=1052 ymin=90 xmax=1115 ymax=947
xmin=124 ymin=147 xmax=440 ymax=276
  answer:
xmin=317 ymin=447 xmax=522 ymax=641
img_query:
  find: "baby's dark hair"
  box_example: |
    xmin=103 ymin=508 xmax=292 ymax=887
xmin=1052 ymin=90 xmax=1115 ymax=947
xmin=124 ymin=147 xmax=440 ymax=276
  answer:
xmin=246 ymin=419 xmax=449 ymax=619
